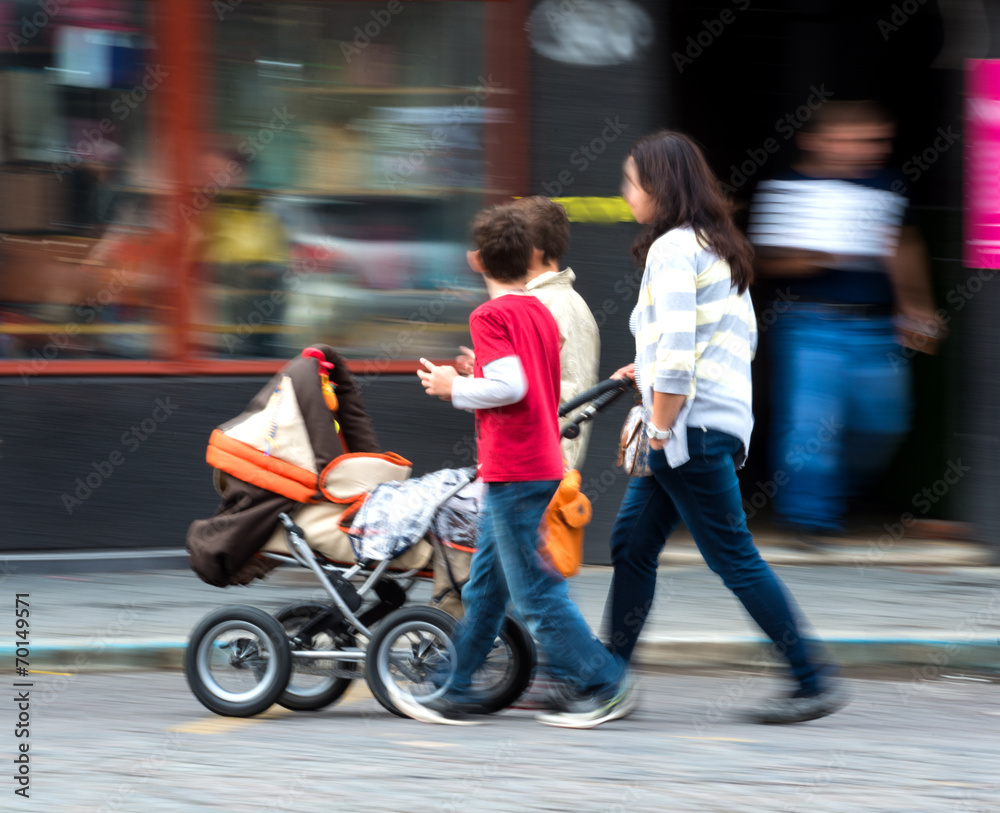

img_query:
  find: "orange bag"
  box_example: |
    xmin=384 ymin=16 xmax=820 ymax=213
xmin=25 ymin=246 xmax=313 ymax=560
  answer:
xmin=539 ymin=469 xmax=592 ymax=578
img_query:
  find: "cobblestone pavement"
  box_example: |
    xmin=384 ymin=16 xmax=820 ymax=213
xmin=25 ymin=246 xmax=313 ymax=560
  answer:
xmin=11 ymin=564 xmax=1000 ymax=645
xmin=21 ymin=670 xmax=1000 ymax=812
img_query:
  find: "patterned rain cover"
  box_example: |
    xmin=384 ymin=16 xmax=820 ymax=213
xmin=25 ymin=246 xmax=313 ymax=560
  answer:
xmin=348 ymin=468 xmax=481 ymax=560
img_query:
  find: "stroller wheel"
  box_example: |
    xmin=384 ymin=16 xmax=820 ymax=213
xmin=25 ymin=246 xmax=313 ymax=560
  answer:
xmin=274 ymin=602 xmax=356 ymax=712
xmin=185 ymin=605 xmax=292 ymax=717
xmin=366 ymin=606 xmax=457 ymax=717
xmin=473 ymin=615 xmax=536 ymax=714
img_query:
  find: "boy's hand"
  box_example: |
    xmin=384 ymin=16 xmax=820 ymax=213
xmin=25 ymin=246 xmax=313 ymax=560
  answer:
xmin=455 ymin=345 xmax=475 ymax=376
xmin=418 ymin=358 xmax=458 ymax=401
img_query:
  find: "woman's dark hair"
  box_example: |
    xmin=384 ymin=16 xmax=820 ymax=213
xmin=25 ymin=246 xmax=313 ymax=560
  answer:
xmin=628 ymin=131 xmax=753 ymax=293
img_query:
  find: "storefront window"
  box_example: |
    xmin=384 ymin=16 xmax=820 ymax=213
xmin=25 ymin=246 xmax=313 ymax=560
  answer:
xmin=0 ymin=0 xmax=168 ymax=363
xmin=193 ymin=1 xmax=507 ymax=361
xmin=0 ymin=0 xmax=524 ymax=372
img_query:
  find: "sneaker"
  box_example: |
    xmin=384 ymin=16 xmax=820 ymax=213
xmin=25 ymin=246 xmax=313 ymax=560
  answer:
xmin=536 ymin=671 xmax=638 ymax=730
xmin=511 ymin=675 xmax=582 ymax=712
xmin=386 ymin=683 xmax=484 ymax=727
xmin=747 ymin=680 xmax=849 ymax=725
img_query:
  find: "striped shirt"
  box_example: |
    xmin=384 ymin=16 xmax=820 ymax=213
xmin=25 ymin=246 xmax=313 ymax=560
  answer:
xmin=629 ymin=227 xmax=757 ymax=468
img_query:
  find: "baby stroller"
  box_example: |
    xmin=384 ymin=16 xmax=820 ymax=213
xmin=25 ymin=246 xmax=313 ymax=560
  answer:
xmin=183 ymin=347 xmax=627 ymax=719
xmin=184 ymin=346 xmax=536 ymax=718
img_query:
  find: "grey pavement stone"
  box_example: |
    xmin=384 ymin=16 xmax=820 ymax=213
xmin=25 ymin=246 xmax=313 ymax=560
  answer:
xmin=22 ymin=672 xmax=1000 ymax=812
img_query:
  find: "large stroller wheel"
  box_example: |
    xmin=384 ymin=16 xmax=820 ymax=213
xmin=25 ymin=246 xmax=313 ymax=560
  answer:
xmin=366 ymin=608 xmax=536 ymax=717
xmin=366 ymin=606 xmax=457 ymax=717
xmin=473 ymin=614 xmax=535 ymax=713
xmin=274 ymin=602 xmax=356 ymax=712
xmin=185 ymin=605 xmax=292 ymax=718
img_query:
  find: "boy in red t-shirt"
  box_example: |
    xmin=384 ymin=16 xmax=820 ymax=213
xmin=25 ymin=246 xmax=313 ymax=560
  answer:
xmin=401 ymin=204 xmax=634 ymax=729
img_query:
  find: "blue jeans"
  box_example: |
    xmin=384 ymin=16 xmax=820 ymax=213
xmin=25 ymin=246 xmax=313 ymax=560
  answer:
xmin=608 ymin=429 xmax=829 ymax=695
xmin=448 ymin=480 xmax=624 ymax=700
xmin=769 ymin=308 xmax=911 ymax=533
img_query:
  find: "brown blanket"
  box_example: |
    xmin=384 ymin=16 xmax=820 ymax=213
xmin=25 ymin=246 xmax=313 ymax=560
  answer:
xmin=186 ymin=345 xmax=380 ymax=586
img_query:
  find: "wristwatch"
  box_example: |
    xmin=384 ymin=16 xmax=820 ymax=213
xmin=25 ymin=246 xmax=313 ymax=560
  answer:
xmin=645 ymin=422 xmax=672 ymax=441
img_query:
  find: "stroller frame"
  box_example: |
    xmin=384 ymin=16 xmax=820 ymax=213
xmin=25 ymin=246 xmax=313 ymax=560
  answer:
xmin=185 ymin=466 xmax=536 ymax=718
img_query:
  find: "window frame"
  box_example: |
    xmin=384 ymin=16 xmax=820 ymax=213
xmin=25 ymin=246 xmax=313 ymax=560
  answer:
xmin=0 ymin=0 xmax=528 ymax=378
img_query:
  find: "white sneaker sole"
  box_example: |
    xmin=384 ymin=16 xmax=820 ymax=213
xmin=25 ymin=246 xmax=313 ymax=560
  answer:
xmin=536 ymin=685 xmax=639 ymax=730
xmin=386 ymin=683 xmax=483 ymax=727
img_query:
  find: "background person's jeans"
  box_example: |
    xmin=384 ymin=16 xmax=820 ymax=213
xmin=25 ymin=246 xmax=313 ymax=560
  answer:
xmin=448 ymin=479 xmax=624 ymax=701
xmin=769 ymin=308 xmax=912 ymax=533
xmin=608 ymin=429 xmax=829 ymax=695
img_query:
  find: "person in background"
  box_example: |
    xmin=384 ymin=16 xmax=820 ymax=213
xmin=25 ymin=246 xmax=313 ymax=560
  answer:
xmin=401 ymin=203 xmax=636 ymax=729
xmin=748 ymin=101 xmax=946 ymax=543
xmin=607 ymin=130 xmax=845 ymax=724
xmin=457 ymin=196 xmax=600 ymax=470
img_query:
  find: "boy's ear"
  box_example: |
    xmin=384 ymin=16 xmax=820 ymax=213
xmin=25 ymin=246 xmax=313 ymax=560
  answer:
xmin=466 ymin=249 xmax=486 ymax=275
xmin=530 ymin=247 xmax=545 ymax=266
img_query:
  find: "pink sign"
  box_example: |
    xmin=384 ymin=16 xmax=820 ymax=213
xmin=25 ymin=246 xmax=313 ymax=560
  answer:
xmin=966 ymin=60 xmax=1000 ymax=269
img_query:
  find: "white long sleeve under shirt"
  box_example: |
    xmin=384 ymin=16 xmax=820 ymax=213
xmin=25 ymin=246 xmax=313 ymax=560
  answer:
xmin=451 ymin=355 xmax=527 ymax=410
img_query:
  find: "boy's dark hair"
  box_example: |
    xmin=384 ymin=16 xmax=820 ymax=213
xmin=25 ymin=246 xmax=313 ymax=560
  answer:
xmin=508 ymin=196 xmax=570 ymax=265
xmin=471 ymin=205 xmax=532 ymax=283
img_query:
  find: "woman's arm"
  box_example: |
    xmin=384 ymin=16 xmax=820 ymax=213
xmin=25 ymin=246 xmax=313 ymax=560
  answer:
xmin=649 ymin=391 xmax=685 ymax=451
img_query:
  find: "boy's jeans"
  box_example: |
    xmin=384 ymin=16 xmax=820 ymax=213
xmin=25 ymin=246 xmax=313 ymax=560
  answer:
xmin=447 ymin=479 xmax=624 ymax=701
xmin=769 ymin=307 xmax=912 ymax=533
xmin=608 ymin=429 xmax=828 ymax=695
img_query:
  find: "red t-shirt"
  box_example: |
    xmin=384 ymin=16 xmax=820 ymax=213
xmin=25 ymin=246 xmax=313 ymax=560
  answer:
xmin=470 ymin=294 xmax=564 ymax=482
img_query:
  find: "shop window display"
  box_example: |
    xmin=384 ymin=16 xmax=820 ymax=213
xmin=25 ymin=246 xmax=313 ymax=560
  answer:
xmin=196 ymin=1 xmax=503 ymax=360
xmin=0 ymin=0 xmax=168 ymax=362
xmin=0 ymin=0 xmax=521 ymax=367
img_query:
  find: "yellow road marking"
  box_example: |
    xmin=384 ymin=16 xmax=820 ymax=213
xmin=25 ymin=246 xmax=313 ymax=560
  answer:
xmin=28 ymin=670 xmax=73 ymax=676
xmin=170 ymin=704 xmax=293 ymax=734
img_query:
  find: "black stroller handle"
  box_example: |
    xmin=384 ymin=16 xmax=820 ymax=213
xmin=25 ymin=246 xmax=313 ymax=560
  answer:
xmin=558 ymin=377 xmax=631 ymax=417
xmin=560 ymin=379 xmax=632 ymax=439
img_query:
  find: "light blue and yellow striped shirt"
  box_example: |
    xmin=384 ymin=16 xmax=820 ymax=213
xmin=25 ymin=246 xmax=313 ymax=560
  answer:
xmin=630 ymin=226 xmax=757 ymax=468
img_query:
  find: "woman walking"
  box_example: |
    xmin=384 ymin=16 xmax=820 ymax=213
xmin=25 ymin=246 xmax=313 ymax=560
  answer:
xmin=607 ymin=131 xmax=846 ymax=723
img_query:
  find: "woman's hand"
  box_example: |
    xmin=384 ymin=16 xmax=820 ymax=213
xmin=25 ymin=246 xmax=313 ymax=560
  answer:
xmin=417 ymin=358 xmax=457 ymax=401
xmin=455 ymin=345 xmax=475 ymax=376
xmin=611 ymin=363 xmax=635 ymax=382
xmin=648 ymin=437 xmax=665 ymax=452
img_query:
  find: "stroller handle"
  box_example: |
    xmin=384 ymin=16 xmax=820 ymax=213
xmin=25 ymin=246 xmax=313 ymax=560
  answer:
xmin=558 ymin=378 xmax=631 ymax=417
xmin=560 ymin=379 xmax=632 ymax=439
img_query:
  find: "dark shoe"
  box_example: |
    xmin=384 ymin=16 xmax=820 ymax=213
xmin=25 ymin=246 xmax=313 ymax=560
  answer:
xmin=536 ymin=671 xmax=638 ymax=729
xmin=748 ymin=680 xmax=849 ymax=724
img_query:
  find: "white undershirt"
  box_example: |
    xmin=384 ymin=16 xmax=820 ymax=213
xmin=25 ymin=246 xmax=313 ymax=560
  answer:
xmin=451 ymin=355 xmax=527 ymax=409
